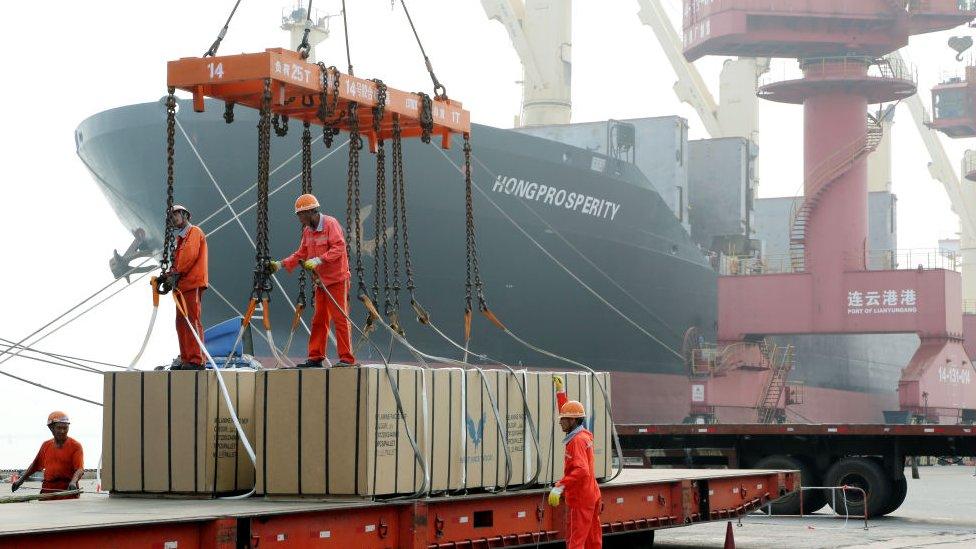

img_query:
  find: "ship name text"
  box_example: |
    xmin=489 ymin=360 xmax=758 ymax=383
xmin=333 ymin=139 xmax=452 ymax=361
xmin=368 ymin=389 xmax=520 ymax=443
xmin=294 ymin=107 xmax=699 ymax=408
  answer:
xmin=491 ymin=175 xmax=621 ymax=221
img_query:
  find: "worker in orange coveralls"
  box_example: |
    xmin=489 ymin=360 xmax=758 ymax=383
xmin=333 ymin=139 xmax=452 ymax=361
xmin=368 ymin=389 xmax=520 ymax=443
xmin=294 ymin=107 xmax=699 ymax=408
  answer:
xmin=270 ymin=194 xmax=357 ymax=367
xmin=11 ymin=412 xmax=84 ymax=500
xmin=549 ymin=376 xmax=603 ymax=549
xmin=166 ymin=204 xmax=208 ymax=370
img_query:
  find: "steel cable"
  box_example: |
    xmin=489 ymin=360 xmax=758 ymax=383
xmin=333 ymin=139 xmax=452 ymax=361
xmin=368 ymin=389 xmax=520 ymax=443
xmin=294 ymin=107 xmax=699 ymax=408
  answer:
xmin=0 ymin=258 xmax=154 ymax=365
xmin=203 ymin=0 xmax=244 ymax=57
xmin=432 ymin=146 xmax=628 ymax=481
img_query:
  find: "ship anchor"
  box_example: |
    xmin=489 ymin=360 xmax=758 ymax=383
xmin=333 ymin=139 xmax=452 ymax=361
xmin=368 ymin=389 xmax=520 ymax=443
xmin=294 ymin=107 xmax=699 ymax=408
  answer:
xmin=109 ymin=228 xmax=157 ymax=282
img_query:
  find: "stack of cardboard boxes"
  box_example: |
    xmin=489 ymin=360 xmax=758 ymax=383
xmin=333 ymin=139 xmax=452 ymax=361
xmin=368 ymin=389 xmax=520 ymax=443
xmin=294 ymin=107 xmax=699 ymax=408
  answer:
xmin=101 ymin=370 xmax=255 ymax=496
xmin=102 ymin=366 xmax=612 ymax=498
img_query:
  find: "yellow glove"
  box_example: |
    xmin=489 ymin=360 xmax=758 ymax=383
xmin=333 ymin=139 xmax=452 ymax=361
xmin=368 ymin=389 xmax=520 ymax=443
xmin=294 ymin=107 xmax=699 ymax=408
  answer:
xmin=552 ymin=375 xmax=564 ymax=393
xmin=547 ymin=486 xmax=563 ymax=507
xmin=269 ymin=260 xmax=282 ymax=273
xmin=303 ymin=257 xmax=322 ymax=270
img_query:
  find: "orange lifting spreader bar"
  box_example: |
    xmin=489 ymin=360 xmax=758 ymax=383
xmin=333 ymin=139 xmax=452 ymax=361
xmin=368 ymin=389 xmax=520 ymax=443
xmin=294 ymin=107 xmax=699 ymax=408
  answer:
xmin=167 ymin=48 xmax=471 ymax=151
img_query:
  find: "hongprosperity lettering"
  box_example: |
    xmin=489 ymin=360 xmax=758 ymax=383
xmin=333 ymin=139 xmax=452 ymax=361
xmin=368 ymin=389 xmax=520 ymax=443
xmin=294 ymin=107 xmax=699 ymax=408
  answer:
xmin=491 ymin=174 xmax=621 ymax=222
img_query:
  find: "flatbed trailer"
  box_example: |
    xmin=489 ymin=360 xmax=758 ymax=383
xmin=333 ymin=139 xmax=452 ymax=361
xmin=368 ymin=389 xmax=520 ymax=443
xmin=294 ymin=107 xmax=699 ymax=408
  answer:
xmin=0 ymin=469 xmax=796 ymax=548
xmin=618 ymin=423 xmax=976 ymax=518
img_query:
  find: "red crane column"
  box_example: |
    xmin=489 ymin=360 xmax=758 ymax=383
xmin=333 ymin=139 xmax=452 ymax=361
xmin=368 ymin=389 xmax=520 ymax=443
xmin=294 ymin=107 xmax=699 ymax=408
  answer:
xmin=682 ymin=0 xmax=976 ymax=423
xmin=803 ymin=74 xmax=870 ymax=274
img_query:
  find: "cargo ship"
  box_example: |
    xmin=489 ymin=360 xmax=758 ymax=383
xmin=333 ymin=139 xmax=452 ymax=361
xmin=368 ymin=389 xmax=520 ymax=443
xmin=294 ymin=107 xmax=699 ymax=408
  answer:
xmin=76 ymin=97 xmax=914 ymax=424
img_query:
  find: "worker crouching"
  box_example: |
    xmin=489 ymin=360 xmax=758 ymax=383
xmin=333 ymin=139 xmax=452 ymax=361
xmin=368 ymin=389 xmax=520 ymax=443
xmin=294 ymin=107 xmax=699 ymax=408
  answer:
xmin=11 ymin=411 xmax=84 ymax=500
xmin=271 ymin=194 xmax=357 ymax=367
xmin=549 ymin=376 xmax=603 ymax=549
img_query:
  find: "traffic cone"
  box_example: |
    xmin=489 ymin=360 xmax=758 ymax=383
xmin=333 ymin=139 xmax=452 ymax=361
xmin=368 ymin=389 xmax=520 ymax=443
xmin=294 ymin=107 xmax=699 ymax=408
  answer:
xmin=723 ymin=521 xmax=736 ymax=549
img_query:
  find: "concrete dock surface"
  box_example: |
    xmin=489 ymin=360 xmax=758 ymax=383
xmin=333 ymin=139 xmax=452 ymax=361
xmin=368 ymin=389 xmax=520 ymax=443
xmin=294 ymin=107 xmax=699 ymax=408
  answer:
xmin=655 ymin=466 xmax=976 ymax=548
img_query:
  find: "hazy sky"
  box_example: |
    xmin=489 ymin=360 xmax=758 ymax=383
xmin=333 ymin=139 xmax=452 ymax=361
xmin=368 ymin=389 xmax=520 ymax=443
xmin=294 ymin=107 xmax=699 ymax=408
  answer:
xmin=0 ymin=0 xmax=973 ymax=466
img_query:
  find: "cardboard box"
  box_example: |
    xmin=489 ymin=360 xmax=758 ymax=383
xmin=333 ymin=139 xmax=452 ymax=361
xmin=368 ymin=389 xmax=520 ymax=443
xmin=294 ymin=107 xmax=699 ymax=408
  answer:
xmin=101 ymin=370 xmax=255 ymax=497
xmin=427 ymin=367 xmax=465 ymax=492
xmin=250 ymin=366 xmax=614 ymax=497
xmin=461 ymin=368 xmax=501 ymax=490
xmin=522 ymin=370 xmax=559 ymax=486
xmin=520 ymin=371 xmax=614 ymax=485
xmin=256 ymin=365 xmax=428 ymax=497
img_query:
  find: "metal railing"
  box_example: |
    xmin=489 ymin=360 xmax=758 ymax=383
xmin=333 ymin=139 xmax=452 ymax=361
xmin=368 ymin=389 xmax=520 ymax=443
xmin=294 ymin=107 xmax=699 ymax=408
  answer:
xmin=686 ymin=0 xmax=976 ymax=27
xmin=689 ymin=342 xmax=752 ymax=375
xmin=750 ymin=486 xmax=869 ymax=529
xmin=859 ymin=248 xmax=959 ymax=271
xmin=718 ymin=255 xmax=790 ymax=276
xmin=759 ymin=55 xmax=917 ymax=90
xmin=720 ymin=248 xmax=959 ymax=276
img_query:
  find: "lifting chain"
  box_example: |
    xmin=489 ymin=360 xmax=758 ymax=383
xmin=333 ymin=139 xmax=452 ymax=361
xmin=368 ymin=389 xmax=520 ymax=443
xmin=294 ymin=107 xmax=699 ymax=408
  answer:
xmin=417 ymin=92 xmax=433 ymax=144
xmin=223 ymin=101 xmax=235 ymax=124
xmin=316 ymin=62 xmax=341 ymax=148
xmin=252 ymin=78 xmax=274 ymax=300
xmin=301 ymin=122 xmax=313 ymax=191
xmin=296 ymin=121 xmax=314 ymax=308
xmin=348 ymin=102 xmax=367 ymax=299
xmin=396 ymin=121 xmax=416 ymax=295
xmin=463 ymin=133 xmax=488 ymax=310
xmin=379 ymin=146 xmax=392 ymax=325
xmin=370 ymin=78 xmax=388 ymax=135
xmin=389 ymin=115 xmax=404 ymax=324
xmin=372 ymin=141 xmax=386 ymax=307
xmin=159 ymin=87 xmax=178 ymax=287
xmin=272 ymin=113 xmax=290 ymax=137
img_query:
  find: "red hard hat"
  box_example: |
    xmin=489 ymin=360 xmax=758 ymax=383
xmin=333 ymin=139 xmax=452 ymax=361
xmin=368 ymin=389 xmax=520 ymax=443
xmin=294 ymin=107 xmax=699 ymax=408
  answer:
xmin=558 ymin=400 xmax=586 ymax=419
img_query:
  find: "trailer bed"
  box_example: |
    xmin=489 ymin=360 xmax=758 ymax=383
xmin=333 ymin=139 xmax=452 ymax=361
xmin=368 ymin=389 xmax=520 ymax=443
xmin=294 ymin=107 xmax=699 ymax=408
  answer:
xmin=0 ymin=468 xmax=797 ymax=548
xmin=616 ymin=423 xmax=976 ymax=518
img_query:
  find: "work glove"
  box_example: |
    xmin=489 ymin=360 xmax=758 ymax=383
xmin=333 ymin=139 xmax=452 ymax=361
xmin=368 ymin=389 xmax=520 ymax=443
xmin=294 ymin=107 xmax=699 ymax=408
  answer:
xmin=303 ymin=257 xmax=322 ymax=270
xmin=162 ymin=271 xmax=181 ymax=290
xmin=67 ymin=482 xmax=79 ymax=491
xmin=552 ymin=375 xmax=564 ymax=393
xmin=547 ymin=485 xmax=564 ymax=507
xmin=269 ymin=260 xmax=282 ymax=273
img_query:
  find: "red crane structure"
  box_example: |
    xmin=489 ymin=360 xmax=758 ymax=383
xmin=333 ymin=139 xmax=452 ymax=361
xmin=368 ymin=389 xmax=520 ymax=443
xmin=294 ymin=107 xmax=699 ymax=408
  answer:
xmin=683 ymin=0 xmax=976 ymax=424
xmin=930 ymin=65 xmax=976 ymax=142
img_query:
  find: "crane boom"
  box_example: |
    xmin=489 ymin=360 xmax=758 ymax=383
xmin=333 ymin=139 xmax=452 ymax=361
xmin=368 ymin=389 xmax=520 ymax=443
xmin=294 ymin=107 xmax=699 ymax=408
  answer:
xmin=636 ymin=0 xmax=723 ymax=137
xmin=894 ymin=53 xmax=976 ymax=238
xmin=481 ymin=0 xmax=543 ymax=84
xmin=482 ymin=0 xmax=572 ymax=126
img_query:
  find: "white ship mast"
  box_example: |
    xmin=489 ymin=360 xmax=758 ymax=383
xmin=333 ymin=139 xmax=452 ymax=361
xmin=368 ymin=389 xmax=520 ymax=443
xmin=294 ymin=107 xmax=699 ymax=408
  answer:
xmin=281 ymin=2 xmax=332 ymax=63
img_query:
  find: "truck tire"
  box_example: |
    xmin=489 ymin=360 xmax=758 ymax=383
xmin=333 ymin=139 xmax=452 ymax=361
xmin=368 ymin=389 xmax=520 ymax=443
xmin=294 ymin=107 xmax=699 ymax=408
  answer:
xmin=868 ymin=456 xmax=908 ymax=516
xmin=753 ymin=455 xmax=825 ymax=515
xmin=878 ymin=476 xmax=908 ymax=516
xmin=824 ymin=457 xmax=892 ymax=518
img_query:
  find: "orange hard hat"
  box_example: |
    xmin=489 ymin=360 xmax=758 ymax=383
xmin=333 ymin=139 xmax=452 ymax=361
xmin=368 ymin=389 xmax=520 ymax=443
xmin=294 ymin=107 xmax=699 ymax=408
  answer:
xmin=558 ymin=400 xmax=586 ymax=419
xmin=294 ymin=193 xmax=320 ymax=213
xmin=47 ymin=411 xmax=70 ymax=425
